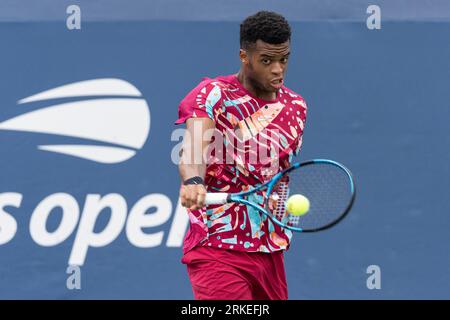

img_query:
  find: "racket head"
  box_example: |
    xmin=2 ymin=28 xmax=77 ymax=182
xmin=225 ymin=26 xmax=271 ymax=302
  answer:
xmin=263 ymin=159 xmax=356 ymax=232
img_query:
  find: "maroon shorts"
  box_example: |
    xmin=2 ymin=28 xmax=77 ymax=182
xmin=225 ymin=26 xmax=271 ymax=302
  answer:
xmin=181 ymin=245 xmax=288 ymax=300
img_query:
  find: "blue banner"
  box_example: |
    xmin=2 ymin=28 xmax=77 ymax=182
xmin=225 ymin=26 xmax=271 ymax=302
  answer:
xmin=1 ymin=4 xmax=450 ymax=299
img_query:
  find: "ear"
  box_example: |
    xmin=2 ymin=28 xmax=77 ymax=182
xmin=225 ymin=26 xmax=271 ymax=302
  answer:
xmin=239 ymin=49 xmax=248 ymax=64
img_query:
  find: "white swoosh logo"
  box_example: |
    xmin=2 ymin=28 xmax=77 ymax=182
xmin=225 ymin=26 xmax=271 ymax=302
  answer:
xmin=37 ymin=145 xmax=136 ymax=164
xmin=18 ymin=78 xmax=142 ymax=104
xmin=0 ymin=78 xmax=150 ymax=163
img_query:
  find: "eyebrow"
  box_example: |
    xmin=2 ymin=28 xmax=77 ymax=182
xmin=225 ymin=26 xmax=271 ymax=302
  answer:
xmin=260 ymin=52 xmax=291 ymax=58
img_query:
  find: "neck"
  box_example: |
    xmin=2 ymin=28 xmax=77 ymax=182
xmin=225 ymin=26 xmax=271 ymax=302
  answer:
xmin=236 ymin=70 xmax=277 ymax=101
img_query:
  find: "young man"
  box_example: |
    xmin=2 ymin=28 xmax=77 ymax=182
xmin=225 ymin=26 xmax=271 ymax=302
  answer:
xmin=175 ymin=11 xmax=307 ymax=300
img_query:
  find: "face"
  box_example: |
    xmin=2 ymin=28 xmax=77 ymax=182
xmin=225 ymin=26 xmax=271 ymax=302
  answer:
xmin=241 ymin=39 xmax=290 ymax=95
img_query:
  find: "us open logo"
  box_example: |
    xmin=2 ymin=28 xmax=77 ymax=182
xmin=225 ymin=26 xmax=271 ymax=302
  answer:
xmin=0 ymin=78 xmax=150 ymax=163
xmin=0 ymin=80 xmax=187 ymax=266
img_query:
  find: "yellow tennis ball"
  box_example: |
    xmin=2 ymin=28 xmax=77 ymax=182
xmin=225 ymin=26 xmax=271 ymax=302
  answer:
xmin=286 ymin=194 xmax=310 ymax=216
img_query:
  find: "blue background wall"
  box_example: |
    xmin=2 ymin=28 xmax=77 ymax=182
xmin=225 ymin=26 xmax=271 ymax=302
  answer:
xmin=0 ymin=1 xmax=449 ymax=299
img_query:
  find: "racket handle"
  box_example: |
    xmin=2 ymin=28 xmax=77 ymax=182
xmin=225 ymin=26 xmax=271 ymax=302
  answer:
xmin=205 ymin=193 xmax=229 ymax=205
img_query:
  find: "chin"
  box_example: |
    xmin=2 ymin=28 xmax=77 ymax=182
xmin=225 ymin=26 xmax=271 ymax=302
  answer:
xmin=266 ymin=86 xmax=278 ymax=93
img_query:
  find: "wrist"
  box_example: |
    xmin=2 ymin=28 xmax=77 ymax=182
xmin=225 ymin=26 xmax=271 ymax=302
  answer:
xmin=183 ymin=176 xmax=205 ymax=186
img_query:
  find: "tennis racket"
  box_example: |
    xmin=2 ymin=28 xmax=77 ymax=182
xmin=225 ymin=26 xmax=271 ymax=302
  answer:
xmin=205 ymin=159 xmax=356 ymax=232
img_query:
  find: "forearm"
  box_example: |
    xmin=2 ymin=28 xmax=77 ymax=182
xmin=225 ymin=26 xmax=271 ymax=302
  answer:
xmin=179 ymin=161 xmax=206 ymax=182
xmin=178 ymin=117 xmax=215 ymax=183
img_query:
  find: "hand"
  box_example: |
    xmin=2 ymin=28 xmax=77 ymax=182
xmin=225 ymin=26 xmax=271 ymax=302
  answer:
xmin=180 ymin=184 xmax=207 ymax=210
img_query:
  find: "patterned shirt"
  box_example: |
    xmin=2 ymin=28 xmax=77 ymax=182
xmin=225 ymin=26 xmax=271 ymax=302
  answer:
xmin=176 ymin=73 xmax=307 ymax=254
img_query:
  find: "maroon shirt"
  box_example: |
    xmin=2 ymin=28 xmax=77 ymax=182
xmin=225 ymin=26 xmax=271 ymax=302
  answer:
xmin=176 ymin=74 xmax=307 ymax=254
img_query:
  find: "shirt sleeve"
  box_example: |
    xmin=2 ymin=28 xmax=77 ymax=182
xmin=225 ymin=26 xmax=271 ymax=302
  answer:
xmin=175 ymin=79 xmax=223 ymax=125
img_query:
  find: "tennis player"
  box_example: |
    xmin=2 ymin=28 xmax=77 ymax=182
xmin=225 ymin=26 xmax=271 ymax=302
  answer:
xmin=176 ymin=11 xmax=307 ymax=300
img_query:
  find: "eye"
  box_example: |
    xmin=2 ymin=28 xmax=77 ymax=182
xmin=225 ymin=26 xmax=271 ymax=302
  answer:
xmin=262 ymin=59 xmax=271 ymax=65
xmin=281 ymin=57 xmax=289 ymax=63
xmin=264 ymin=105 xmax=268 ymax=109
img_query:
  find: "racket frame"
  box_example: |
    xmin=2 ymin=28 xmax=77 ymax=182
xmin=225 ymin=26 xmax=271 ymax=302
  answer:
xmin=207 ymin=159 xmax=356 ymax=233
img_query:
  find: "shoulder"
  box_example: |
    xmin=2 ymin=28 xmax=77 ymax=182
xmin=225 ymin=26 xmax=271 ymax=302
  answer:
xmin=281 ymin=86 xmax=307 ymax=109
xmin=176 ymin=76 xmax=230 ymax=124
xmin=183 ymin=75 xmax=233 ymax=99
xmin=180 ymin=76 xmax=233 ymax=111
xmin=281 ymin=86 xmax=308 ymax=110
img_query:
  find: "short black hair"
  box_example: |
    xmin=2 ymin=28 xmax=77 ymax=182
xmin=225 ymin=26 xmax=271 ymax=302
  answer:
xmin=240 ymin=11 xmax=291 ymax=50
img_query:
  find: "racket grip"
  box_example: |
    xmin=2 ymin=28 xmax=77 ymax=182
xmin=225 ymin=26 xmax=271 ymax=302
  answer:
xmin=205 ymin=193 xmax=229 ymax=205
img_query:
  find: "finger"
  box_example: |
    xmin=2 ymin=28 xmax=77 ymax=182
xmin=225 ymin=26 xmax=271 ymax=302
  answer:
xmin=196 ymin=187 xmax=206 ymax=208
xmin=186 ymin=187 xmax=197 ymax=209
xmin=189 ymin=198 xmax=200 ymax=210
xmin=189 ymin=188 xmax=202 ymax=210
xmin=180 ymin=187 xmax=188 ymax=207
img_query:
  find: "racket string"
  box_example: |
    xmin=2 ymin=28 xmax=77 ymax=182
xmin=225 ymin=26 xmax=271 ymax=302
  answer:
xmin=286 ymin=163 xmax=352 ymax=230
xmin=272 ymin=177 xmax=300 ymax=227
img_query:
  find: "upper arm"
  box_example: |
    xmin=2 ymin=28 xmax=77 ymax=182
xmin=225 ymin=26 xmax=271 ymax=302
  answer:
xmin=180 ymin=117 xmax=216 ymax=165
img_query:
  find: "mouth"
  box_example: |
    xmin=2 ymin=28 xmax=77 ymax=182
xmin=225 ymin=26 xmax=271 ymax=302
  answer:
xmin=269 ymin=78 xmax=283 ymax=89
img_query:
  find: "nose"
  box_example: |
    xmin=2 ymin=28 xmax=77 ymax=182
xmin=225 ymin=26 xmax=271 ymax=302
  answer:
xmin=271 ymin=62 xmax=284 ymax=76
